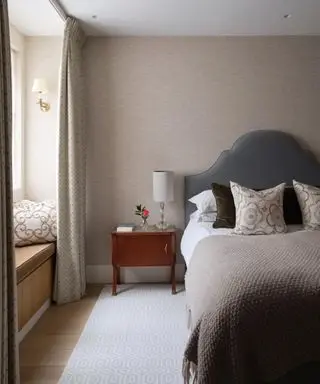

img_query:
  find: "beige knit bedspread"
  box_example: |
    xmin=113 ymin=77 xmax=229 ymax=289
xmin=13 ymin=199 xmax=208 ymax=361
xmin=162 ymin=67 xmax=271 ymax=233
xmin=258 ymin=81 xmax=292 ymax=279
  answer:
xmin=183 ymin=231 xmax=320 ymax=384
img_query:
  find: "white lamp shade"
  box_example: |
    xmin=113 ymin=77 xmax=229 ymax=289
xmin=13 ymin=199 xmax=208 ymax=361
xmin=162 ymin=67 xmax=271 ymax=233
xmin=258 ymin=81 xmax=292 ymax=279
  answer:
xmin=32 ymin=78 xmax=48 ymax=94
xmin=153 ymin=171 xmax=174 ymax=202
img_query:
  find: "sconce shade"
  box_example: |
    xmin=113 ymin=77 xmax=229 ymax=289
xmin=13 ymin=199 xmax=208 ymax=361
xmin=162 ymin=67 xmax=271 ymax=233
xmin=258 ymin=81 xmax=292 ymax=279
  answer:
xmin=153 ymin=171 xmax=174 ymax=202
xmin=32 ymin=78 xmax=48 ymax=94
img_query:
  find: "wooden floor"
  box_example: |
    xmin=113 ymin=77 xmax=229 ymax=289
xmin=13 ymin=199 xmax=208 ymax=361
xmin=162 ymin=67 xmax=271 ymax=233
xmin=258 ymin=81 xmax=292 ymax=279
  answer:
xmin=19 ymin=284 xmax=103 ymax=384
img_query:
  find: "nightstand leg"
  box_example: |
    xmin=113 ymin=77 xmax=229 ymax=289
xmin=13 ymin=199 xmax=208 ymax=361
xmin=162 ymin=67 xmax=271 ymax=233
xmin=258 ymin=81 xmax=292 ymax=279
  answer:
xmin=171 ymin=264 xmax=176 ymax=294
xmin=117 ymin=265 xmax=121 ymax=284
xmin=112 ymin=265 xmax=117 ymax=296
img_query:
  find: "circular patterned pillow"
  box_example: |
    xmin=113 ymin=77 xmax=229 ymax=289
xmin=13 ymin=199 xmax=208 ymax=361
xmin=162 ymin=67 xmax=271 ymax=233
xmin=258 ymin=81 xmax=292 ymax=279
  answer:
xmin=293 ymin=180 xmax=320 ymax=230
xmin=13 ymin=200 xmax=57 ymax=246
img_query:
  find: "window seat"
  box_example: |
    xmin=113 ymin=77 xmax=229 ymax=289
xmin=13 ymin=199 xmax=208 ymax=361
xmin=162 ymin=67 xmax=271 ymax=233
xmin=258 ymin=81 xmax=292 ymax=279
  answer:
xmin=15 ymin=243 xmax=55 ymax=335
xmin=15 ymin=243 xmax=55 ymax=284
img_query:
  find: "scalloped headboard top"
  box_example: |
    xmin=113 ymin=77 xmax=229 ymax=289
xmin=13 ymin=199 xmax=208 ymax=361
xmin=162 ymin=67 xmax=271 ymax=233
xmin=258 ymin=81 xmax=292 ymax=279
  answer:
xmin=184 ymin=130 xmax=320 ymax=225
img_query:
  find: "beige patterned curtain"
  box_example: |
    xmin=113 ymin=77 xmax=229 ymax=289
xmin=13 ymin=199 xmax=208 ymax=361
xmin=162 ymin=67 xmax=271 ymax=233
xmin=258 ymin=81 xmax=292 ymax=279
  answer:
xmin=54 ymin=18 xmax=86 ymax=304
xmin=0 ymin=0 xmax=19 ymax=382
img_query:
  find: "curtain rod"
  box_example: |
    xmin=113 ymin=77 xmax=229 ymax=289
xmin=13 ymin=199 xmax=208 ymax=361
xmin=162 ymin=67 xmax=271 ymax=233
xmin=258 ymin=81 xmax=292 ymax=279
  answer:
xmin=49 ymin=0 xmax=67 ymax=22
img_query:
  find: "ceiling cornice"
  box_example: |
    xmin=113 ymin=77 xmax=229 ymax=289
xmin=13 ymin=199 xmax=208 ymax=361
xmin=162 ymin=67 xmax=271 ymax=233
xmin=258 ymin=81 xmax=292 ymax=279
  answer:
xmin=48 ymin=0 xmax=67 ymax=22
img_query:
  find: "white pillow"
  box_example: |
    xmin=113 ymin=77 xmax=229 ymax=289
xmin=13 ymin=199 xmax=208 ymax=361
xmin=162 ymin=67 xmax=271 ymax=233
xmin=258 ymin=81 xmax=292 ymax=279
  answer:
xmin=13 ymin=200 xmax=57 ymax=246
xmin=190 ymin=210 xmax=217 ymax=223
xmin=189 ymin=190 xmax=216 ymax=213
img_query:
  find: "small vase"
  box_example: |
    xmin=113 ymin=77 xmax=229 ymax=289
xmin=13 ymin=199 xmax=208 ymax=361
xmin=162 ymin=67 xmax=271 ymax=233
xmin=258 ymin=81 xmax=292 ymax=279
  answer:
xmin=140 ymin=217 xmax=149 ymax=231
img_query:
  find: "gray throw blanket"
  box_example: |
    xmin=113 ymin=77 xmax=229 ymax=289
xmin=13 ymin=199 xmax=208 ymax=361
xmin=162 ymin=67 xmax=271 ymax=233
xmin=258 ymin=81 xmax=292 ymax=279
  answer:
xmin=183 ymin=231 xmax=320 ymax=384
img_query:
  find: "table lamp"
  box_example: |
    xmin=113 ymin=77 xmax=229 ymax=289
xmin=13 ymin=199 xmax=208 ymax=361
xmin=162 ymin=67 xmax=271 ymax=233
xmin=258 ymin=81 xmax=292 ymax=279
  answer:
xmin=153 ymin=171 xmax=174 ymax=230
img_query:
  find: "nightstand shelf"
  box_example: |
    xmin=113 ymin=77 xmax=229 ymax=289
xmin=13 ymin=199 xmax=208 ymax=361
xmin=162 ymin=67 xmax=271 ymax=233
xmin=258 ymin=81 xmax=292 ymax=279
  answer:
xmin=111 ymin=230 xmax=177 ymax=295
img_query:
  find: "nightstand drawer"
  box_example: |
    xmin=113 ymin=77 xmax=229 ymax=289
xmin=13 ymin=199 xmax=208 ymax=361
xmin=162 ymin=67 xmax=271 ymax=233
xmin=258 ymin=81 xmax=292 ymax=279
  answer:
xmin=113 ymin=234 xmax=173 ymax=266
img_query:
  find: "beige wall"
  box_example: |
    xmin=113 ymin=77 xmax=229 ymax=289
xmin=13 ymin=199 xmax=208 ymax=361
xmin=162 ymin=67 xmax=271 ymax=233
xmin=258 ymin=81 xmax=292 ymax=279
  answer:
xmin=25 ymin=37 xmax=62 ymax=201
xmin=84 ymin=36 xmax=320 ymax=267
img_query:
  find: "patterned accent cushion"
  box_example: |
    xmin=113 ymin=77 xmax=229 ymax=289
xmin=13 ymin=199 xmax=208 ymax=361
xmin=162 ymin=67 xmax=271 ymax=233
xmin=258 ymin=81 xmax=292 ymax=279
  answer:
xmin=231 ymin=182 xmax=287 ymax=235
xmin=293 ymin=180 xmax=320 ymax=230
xmin=13 ymin=200 xmax=57 ymax=247
xmin=212 ymin=183 xmax=235 ymax=228
xmin=211 ymin=183 xmax=302 ymax=228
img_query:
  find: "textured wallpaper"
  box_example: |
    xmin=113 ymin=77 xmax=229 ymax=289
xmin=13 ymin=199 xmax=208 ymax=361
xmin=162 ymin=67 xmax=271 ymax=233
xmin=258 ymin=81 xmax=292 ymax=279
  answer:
xmin=84 ymin=36 xmax=320 ymax=265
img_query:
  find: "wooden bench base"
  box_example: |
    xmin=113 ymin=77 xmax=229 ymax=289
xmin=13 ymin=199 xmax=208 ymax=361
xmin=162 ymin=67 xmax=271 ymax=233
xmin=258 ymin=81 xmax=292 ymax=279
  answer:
xmin=15 ymin=243 xmax=55 ymax=331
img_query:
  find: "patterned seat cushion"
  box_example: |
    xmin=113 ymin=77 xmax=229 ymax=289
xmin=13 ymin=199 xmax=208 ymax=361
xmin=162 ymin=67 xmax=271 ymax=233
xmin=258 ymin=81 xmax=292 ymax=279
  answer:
xmin=13 ymin=200 xmax=57 ymax=247
xmin=293 ymin=180 xmax=320 ymax=230
xmin=231 ymin=182 xmax=287 ymax=235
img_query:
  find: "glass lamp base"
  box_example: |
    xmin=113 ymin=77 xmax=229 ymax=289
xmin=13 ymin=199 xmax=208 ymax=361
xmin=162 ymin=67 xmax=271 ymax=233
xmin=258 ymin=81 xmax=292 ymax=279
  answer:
xmin=156 ymin=221 xmax=169 ymax=231
xmin=157 ymin=202 xmax=169 ymax=231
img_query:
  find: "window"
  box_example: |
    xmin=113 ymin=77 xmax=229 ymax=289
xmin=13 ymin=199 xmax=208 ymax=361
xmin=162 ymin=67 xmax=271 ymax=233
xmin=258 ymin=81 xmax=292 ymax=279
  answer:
xmin=11 ymin=48 xmax=23 ymax=201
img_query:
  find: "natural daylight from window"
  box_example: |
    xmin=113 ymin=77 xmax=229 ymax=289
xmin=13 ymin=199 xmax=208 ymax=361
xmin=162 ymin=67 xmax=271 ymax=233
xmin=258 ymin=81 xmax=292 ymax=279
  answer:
xmin=11 ymin=46 xmax=23 ymax=201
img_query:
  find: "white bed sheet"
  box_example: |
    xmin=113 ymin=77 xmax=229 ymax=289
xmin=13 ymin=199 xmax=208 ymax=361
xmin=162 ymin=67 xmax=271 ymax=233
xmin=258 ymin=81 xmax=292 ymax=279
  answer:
xmin=181 ymin=221 xmax=304 ymax=267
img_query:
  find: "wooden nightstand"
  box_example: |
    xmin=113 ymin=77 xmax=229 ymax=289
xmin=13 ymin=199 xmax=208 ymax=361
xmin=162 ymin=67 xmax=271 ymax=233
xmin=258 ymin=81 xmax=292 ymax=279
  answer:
xmin=111 ymin=229 xmax=177 ymax=295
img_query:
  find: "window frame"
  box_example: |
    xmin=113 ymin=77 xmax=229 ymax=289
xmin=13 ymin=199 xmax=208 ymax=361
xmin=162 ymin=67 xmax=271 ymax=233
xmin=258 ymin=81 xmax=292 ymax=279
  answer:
xmin=10 ymin=44 xmax=24 ymax=202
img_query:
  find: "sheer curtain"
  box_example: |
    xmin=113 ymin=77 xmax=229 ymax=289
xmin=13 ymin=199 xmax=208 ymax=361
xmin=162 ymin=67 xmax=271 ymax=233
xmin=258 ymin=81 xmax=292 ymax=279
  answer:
xmin=54 ymin=17 xmax=87 ymax=304
xmin=0 ymin=0 xmax=19 ymax=381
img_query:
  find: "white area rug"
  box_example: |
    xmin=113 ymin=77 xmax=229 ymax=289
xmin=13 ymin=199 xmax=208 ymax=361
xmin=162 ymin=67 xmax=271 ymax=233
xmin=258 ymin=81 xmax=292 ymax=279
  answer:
xmin=59 ymin=284 xmax=188 ymax=384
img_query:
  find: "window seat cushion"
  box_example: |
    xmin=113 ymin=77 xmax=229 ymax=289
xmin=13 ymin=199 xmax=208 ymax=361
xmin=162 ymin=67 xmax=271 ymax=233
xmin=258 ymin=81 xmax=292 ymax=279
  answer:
xmin=15 ymin=243 xmax=55 ymax=284
xmin=13 ymin=200 xmax=57 ymax=246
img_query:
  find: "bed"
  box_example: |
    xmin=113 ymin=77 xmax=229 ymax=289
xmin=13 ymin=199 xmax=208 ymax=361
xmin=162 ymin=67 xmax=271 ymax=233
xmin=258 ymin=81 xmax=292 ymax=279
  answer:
xmin=181 ymin=222 xmax=305 ymax=268
xmin=182 ymin=130 xmax=320 ymax=384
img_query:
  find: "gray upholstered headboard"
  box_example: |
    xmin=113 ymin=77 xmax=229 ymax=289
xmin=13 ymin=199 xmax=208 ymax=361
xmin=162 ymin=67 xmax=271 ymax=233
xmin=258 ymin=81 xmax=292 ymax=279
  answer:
xmin=184 ymin=130 xmax=320 ymax=226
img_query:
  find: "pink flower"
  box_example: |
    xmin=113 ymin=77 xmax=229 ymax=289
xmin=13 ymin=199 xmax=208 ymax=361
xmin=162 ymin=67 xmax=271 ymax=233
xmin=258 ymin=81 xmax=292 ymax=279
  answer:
xmin=142 ymin=209 xmax=149 ymax=218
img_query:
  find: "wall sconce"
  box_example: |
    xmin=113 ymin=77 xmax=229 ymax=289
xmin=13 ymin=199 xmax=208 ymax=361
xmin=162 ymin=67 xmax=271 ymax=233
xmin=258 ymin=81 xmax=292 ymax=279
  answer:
xmin=32 ymin=78 xmax=50 ymax=112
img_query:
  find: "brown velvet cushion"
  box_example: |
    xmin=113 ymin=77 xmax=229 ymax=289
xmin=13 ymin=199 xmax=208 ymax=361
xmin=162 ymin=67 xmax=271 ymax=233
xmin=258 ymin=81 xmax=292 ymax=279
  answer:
xmin=212 ymin=183 xmax=235 ymax=228
xmin=211 ymin=183 xmax=303 ymax=228
xmin=283 ymin=187 xmax=303 ymax=225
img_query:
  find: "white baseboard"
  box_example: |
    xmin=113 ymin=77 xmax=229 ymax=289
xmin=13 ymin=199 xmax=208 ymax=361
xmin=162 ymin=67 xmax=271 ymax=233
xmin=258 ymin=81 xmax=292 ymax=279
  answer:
xmin=86 ymin=264 xmax=186 ymax=284
xmin=18 ymin=299 xmax=51 ymax=343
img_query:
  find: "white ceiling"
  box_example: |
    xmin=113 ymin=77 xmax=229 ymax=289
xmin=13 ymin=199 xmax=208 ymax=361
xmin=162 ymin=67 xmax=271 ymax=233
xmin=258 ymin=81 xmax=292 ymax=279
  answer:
xmin=8 ymin=0 xmax=64 ymax=36
xmin=8 ymin=0 xmax=320 ymax=37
